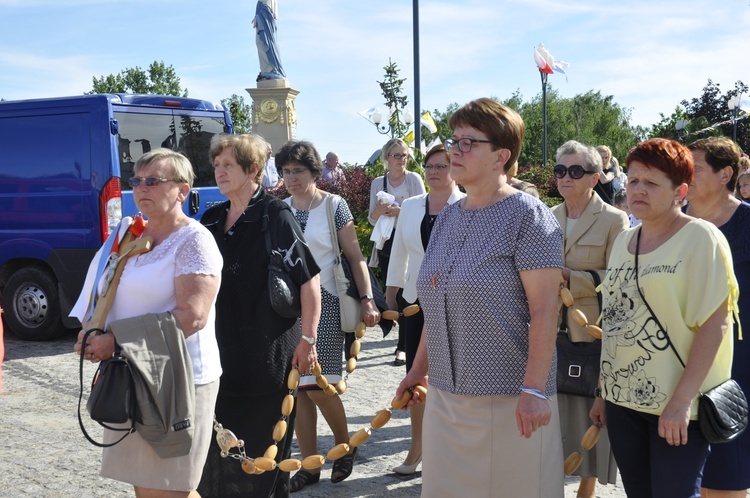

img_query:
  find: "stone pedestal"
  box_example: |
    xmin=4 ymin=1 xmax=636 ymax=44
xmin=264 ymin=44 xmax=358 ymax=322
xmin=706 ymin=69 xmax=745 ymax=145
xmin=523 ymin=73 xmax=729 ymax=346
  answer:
xmin=246 ymin=79 xmax=299 ymax=153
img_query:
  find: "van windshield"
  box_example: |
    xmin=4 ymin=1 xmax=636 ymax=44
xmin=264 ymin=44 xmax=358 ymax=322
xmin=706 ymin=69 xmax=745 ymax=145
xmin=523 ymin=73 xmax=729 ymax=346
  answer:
xmin=116 ymin=111 xmax=225 ymax=190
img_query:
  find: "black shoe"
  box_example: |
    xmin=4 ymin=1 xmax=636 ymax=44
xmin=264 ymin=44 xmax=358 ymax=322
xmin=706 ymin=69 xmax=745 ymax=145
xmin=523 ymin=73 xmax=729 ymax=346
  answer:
xmin=394 ymin=350 xmax=406 ymax=366
xmin=290 ymin=469 xmax=320 ymax=493
xmin=331 ymin=447 xmax=358 ymax=483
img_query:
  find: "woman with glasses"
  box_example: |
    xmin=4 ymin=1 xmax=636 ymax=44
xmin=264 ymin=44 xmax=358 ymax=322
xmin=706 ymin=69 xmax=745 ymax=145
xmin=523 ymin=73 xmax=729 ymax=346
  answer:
xmin=551 ymin=140 xmax=628 ymax=498
xmin=73 ymin=149 xmax=223 ymax=498
xmin=384 ymin=144 xmax=465 ymax=475
xmin=368 ymin=138 xmax=425 ymax=366
xmin=396 ymin=98 xmax=565 ymax=497
xmin=685 ymin=137 xmax=750 ymax=498
xmin=590 ymin=138 xmax=738 ymax=498
xmin=198 ymin=134 xmax=322 ymax=498
xmin=275 ymin=141 xmax=380 ymax=492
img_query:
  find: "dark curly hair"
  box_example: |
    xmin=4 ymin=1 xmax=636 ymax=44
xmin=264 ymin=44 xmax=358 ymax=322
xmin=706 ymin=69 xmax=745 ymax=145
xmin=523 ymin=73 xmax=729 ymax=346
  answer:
xmin=275 ymin=140 xmax=324 ymax=180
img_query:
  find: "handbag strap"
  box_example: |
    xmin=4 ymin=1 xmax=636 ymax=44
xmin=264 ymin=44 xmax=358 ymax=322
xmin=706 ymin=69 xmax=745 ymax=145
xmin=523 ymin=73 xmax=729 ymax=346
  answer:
xmin=77 ymin=328 xmax=135 ymax=447
xmin=634 ymin=227 xmax=687 ymax=368
xmin=325 ymin=195 xmax=342 ymax=264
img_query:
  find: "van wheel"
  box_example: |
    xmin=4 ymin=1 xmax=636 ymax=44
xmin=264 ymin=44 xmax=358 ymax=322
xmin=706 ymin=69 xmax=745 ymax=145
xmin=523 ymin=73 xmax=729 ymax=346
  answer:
xmin=3 ymin=267 xmax=64 ymax=341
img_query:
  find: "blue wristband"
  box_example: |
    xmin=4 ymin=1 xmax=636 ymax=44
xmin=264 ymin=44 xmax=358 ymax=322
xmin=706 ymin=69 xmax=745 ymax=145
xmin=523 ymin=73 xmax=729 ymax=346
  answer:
xmin=520 ymin=386 xmax=549 ymax=400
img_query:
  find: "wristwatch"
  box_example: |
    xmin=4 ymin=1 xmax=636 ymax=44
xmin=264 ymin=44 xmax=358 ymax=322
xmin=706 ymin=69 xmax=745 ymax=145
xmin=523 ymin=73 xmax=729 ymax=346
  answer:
xmin=594 ymin=387 xmax=602 ymax=398
xmin=300 ymin=335 xmax=316 ymax=345
xmin=360 ymin=293 xmax=374 ymax=301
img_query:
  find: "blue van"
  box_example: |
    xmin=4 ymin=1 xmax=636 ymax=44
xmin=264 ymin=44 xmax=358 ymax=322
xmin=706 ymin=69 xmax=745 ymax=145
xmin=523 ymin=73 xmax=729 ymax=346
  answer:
xmin=0 ymin=94 xmax=233 ymax=340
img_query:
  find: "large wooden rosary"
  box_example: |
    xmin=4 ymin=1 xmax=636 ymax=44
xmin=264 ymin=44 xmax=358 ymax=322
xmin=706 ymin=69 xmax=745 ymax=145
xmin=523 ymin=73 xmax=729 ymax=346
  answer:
xmin=213 ymin=304 xmax=425 ymax=475
xmin=559 ymin=283 xmax=604 ymax=475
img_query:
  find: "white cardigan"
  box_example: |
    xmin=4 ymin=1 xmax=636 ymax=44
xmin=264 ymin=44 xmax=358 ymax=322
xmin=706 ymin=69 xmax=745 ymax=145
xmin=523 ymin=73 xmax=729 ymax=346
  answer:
xmin=385 ymin=190 xmax=465 ymax=303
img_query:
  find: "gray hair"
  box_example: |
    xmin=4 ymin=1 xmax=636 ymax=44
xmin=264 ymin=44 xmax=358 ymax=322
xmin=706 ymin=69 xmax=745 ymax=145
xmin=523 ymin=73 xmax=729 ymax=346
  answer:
xmin=134 ymin=148 xmax=195 ymax=188
xmin=556 ymin=140 xmax=603 ymax=173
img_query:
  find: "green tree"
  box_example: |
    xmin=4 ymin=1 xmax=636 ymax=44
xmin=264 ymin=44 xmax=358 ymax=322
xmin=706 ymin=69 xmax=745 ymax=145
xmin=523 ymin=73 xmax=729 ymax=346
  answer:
xmin=221 ymin=94 xmax=252 ymax=134
xmin=376 ymin=58 xmax=410 ymax=139
xmin=86 ymin=60 xmax=188 ymax=96
xmin=677 ymin=79 xmax=748 ymax=151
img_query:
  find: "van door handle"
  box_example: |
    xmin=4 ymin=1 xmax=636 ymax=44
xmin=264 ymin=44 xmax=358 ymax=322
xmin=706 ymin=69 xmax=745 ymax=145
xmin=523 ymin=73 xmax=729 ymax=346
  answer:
xmin=189 ymin=191 xmax=199 ymax=215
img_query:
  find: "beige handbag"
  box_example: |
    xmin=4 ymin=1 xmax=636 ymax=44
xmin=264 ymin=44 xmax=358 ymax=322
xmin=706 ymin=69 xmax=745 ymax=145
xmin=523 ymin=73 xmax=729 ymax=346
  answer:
xmin=326 ymin=195 xmax=361 ymax=332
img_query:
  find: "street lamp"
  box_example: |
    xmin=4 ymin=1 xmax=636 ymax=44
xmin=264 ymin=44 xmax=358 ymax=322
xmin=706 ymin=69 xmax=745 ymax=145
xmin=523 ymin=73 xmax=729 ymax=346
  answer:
xmin=728 ymin=94 xmax=741 ymax=143
xmin=372 ymin=108 xmax=414 ymax=137
xmin=675 ymin=119 xmax=689 ymax=142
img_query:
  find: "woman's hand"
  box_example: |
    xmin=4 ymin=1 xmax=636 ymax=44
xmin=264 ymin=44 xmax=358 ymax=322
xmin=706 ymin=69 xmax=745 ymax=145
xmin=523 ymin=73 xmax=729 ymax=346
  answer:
xmin=292 ymin=338 xmax=317 ymax=374
xmin=74 ymin=330 xmax=115 ymax=363
xmin=589 ymin=396 xmax=607 ymax=428
xmin=360 ymin=299 xmax=380 ymax=327
xmin=371 ymin=202 xmax=390 ymax=221
xmin=516 ymin=392 xmax=552 ymax=438
xmin=395 ymin=370 xmax=428 ymax=410
xmin=658 ymin=397 xmax=692 ymax=446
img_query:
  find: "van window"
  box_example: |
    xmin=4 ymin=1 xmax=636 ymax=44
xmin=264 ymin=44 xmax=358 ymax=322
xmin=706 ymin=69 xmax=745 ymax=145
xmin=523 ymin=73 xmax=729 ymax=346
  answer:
xmin=116 ymin=111 xmax=225 ymax=190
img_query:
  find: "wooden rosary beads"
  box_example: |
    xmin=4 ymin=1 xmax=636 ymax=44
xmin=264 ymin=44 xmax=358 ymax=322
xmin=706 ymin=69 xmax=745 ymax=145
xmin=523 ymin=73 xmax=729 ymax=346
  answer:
xmin=214 ymin=317 xmax=427 ymax=475
xmin=559 ymin=279 xmax=603 ymax=474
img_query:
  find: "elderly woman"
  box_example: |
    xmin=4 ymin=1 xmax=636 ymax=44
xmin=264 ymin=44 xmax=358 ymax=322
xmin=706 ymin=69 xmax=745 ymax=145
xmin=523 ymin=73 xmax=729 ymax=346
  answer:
xmin=385 ymin=144 xmax=465 ymax=475
xmin=73 ymin=149 xmax=223 ymax=498
xmin=397 ymin=98 xmax=565 ymax=497
xmin=368 ymin=137 xmax=425 ymax=365
xmin=198 ymin=134 xmax=321 ymax=498
xmin=551 ymin=140 xmax=628 ymax=498
xmin=685 ymin=137 xmax=750 ymax=498
xmin=590 ymin=138 xmax=739 ymax=498
xmin=274 ymin=140 xmax=380 ymax=492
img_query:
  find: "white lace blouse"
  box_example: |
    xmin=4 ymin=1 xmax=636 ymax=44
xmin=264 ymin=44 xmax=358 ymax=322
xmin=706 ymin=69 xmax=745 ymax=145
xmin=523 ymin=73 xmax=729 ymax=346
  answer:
xmin=71 ymin=219 xmax=223 ymax=384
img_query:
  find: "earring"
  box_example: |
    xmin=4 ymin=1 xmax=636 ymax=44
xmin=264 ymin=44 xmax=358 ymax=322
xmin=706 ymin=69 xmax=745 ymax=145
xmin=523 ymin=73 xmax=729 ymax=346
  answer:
xmin=674 ymin=199 xmax=680 ymax=206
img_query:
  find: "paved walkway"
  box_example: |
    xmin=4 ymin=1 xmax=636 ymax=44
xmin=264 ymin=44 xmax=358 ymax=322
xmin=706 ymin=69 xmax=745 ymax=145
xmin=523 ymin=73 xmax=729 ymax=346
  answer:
xmin=0 ymin=327 xmax=628 ymax=497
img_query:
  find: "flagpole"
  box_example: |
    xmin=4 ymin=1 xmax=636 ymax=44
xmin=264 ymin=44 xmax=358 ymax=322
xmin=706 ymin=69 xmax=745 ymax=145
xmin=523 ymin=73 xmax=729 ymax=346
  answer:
xmin=540 ymin=70 xmax=548 ymax=167
xmin=413 ymin=0 xmax=421 ymax=151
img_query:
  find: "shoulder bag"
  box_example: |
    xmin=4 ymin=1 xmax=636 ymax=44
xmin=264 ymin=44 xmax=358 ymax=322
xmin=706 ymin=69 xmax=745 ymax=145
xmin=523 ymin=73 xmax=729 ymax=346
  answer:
xmin=556 ymin=270 xmax=602 ymax=397
xmin=634 ymin=227 xmax=748 ymax=444
xmin=326 ymin=195 xmax=361 ymax=332
xmin=263 ymin=201 xmax=301 ymax=318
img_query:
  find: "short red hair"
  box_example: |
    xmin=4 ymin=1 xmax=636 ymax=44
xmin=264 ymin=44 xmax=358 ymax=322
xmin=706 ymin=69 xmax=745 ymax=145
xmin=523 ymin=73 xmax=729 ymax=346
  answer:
xmin=626 ymin=138 xmax=693 ymax=187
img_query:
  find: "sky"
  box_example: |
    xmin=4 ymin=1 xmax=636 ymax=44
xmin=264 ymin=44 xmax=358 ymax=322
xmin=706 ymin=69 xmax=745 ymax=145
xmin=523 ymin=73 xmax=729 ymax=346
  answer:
xmin=1 ymin=0 xmax=748 ymax=164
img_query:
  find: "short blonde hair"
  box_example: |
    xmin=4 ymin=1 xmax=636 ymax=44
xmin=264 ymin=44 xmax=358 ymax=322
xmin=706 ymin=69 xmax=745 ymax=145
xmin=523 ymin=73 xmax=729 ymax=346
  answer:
xmin=380 ymin=138 xmax=410 ymax=164
xmin=209 ymin=133 xmax=268 ymax=184
xmin=134 ymin=148 xmax=195 ymax=188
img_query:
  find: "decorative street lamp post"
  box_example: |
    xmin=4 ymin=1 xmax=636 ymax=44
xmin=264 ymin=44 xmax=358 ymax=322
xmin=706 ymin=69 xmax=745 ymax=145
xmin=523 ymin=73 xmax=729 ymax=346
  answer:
xmin=534 ymin=43 xmax=568 ymax=167
xmin=372 ymin=108 xmax=414 ymax=137
xmin=728 ymin=95 xmax=741 ymax=143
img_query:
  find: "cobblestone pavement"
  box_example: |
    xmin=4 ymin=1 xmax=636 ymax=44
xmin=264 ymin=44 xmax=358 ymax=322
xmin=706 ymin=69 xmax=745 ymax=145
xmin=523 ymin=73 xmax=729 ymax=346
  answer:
xmin=0 ymin=327 xmax=628 ymax=497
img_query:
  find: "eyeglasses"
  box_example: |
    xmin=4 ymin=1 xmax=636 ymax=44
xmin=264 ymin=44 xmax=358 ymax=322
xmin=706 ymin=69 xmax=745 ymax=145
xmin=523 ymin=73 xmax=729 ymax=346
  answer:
xmin=129 ymin=176 xmax=179 ymax=187
xmin=445 ymin=137 xmax=500 ymax=154
xmin=553 ymin=164 xmax=596 ymax=180
xmin=388 ymin=153 xmax=409 ymax=160
xmin=280 ymin=168 xmax=308 ymax=177
xmin=424 ymin=163 xmax=449 ymax=171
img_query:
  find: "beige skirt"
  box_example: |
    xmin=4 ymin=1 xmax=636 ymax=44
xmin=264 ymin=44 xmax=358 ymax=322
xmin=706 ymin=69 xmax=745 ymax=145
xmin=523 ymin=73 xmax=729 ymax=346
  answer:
xmin=422 ymin=387 xmax=564 ymax=498
xmin=100 ymin=380 xmax=219 ymax=491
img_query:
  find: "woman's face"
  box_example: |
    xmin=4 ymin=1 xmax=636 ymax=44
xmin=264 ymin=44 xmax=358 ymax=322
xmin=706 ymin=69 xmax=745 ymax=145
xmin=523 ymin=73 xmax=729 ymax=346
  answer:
xmin=385 ymin=145 xmax=409 ymax=172
xmin=686 ymin=149 xmax=730 ymax=205
xmin=739 ymin=176 xmax=750 ymax=200
xmin=132 ymin=158 xmax=187 ymax=219
xmin=280 ymin=162 xmax=315 ymax=196
xmin=424 ymin=152 xmax=453 ymax=190
xmin=556 ymin=153 xmax=598 ymax=201
xmin=448 ymin=125 xmax=505 ymax=188
xmin=213 ymin=147 xmax=255 ymax=196
xmin=626 ymin=161 xmax=683 ymax=222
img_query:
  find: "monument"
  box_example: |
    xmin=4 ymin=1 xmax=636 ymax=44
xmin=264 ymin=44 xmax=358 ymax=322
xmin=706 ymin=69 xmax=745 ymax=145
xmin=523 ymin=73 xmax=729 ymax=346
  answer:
xmin=247 ymin=0 xmax=299 ymax=154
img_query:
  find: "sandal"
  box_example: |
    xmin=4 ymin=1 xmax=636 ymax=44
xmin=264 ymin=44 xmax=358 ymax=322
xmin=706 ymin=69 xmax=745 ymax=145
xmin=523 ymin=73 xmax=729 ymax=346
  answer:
xmin=331 ymin=447 xmax=358 ymax=483
xmin=290 ymin=469 xmax=320 ymax=493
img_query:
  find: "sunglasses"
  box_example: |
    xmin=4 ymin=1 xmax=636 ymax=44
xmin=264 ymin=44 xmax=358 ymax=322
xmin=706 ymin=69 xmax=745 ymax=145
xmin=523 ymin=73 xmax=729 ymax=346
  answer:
xmin=129 ymin=176 xmax=179 ymax=187
xmin=388 ymin=153 xmax=409 ymax=160
xmin=553 ymin=164 xmax=596 ymax=180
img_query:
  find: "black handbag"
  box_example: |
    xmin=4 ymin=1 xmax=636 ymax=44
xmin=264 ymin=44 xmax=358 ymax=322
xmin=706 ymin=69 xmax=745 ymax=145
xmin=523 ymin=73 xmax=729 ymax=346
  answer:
xmin=263 ymin=202 xmax=301 ymax=319
xmin=634 ymin=227 xmax=748 ymax=444
xmin=556 ymin=270 xmax=602 ymax=397
xmin=77 ymin=328 xmax=137 ymax=447
xmin=556 ymin=333 xmax=601 ymax=397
